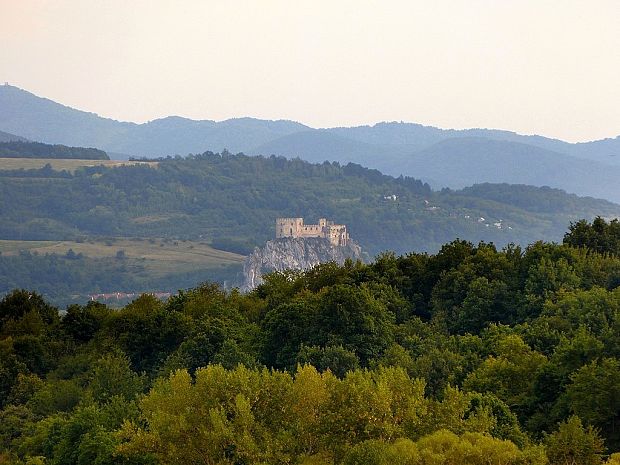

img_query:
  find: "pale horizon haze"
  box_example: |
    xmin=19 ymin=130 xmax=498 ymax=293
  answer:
xmin=1 ymin=0 xmax=619 ymax=142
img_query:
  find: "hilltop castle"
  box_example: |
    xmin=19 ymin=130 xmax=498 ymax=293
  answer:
xmin=276 ymin=217 xmax=349 ymax=246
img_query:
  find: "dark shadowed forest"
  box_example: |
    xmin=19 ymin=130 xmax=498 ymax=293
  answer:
xmin=2 ymin=219 xmax=620 ymax=464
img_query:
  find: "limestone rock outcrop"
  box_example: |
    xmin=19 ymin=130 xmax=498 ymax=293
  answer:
xmin=242 ymin=237 xmax=363 ymax=291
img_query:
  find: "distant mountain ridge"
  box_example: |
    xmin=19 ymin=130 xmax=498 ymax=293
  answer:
xmin=0 ymin=85 xmax=308 ymax=157
xmin=0 ymin=130 xmax=28 ymax=143
xmin=1 ymin=84 xmax=619 ymax=200
xmin=398 ymin=137 xmax=620 ymax=202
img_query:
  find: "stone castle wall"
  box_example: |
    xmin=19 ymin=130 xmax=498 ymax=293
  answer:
xmin=275 ymin=217 xmax=349 ymax=246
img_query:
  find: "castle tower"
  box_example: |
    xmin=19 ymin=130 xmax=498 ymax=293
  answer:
xmin=276 ymin=218 xmax=304 ymax=238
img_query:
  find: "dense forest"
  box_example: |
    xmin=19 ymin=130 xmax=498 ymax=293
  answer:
xmin=0 ymin=141 xmax=108 ymax=160
xmin=1 ymin=151 xmax=619 ymax=256
xmin=2 ymin=219 xmax=620 ymax=464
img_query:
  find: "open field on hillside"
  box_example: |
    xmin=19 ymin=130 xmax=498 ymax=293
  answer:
xmin=0 ymin=238 xmax=245 ymax=277
xmin=0 ymin=157 xmax=158 ymax=172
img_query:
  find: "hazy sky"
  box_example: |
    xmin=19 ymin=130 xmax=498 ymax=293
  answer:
xmin=1 ymin=0 xmax=619 ymax=142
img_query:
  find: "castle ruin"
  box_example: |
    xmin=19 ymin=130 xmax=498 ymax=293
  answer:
xmin=275 ymin=217 xmax=349 ymax=246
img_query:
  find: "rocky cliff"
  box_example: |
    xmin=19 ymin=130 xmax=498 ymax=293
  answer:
xmin=242 ymin=237 xmax=364 ymax=291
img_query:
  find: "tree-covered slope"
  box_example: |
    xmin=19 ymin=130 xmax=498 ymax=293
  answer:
xmin=0 ymin=140 xmax=109 ymax=160
xmin=400 ymin=137 xmax=620 ymax=202
xmin=250 ymin=130 xmax=620 ymax=202
xmin=0 ymin=85 xmax=133 ymax=150
xmin=0 ymin=130 xmax=28 ymax=143
xmin=251 ymin=129 xmax=406 ymax=167
xmin=3 ymin=221 xmax=620 ymax=462
xmin=1 ymin=151 xmax=619 ymax=256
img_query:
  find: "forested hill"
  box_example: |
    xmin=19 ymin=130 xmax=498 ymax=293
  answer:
xmin=0 ymin=130 xmax=28 ymax=143
xmin=1 ymin=151 xmax=619 ymax=255
xmin=4 ymin=221 xmax=620 ymax=462
xmin=0 ymin=140 xmax=109 ymax=159
xmin=4 ymin=84 xmax=620 ymax=202
xmin=398 ymin=138 xmax=620 ymax=202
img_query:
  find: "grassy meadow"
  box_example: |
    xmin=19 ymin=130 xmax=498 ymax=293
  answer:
xmin=0 ymin=237 xmax=245 ymax=278
xmin=0 ymin=157 xmax=157 ymax=172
